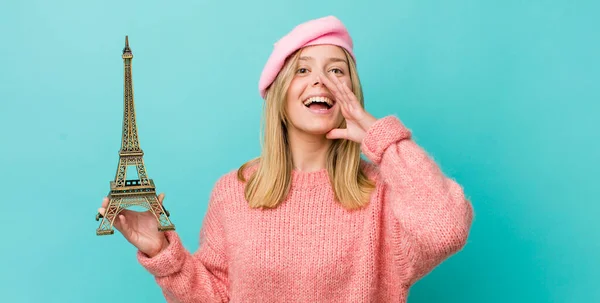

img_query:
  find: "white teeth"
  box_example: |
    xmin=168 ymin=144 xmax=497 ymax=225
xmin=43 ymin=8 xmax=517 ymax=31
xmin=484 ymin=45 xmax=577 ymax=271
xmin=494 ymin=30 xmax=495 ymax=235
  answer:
xmin=303 ymin=96 xmax=334 ymax=107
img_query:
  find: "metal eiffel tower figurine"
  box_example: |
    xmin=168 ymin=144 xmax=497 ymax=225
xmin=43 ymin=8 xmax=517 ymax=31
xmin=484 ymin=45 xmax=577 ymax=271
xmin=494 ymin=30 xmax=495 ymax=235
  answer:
xmin=96 ymin=36 xmax=175 ymax=236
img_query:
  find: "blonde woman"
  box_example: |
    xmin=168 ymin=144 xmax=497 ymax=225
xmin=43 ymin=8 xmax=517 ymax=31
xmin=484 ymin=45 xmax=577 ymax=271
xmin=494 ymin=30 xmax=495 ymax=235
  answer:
xmin=98 ymin=15 xmax=474 ymax=302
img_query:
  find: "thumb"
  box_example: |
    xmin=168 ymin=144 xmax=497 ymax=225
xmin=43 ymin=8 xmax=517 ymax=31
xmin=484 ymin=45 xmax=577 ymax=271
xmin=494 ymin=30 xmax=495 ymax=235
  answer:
xmin=115 ymin=214 xmax=133 ymax=239
xmin=326 ymin=128 xmax=348 ymax=140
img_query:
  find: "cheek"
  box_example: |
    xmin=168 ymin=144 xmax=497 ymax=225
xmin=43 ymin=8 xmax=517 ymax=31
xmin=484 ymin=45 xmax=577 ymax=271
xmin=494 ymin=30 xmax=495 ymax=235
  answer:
xmin=287 ymin=78 xmax=306 ymax=98
xmin=285 ymin=82 xmax=299 ymax=105
xmin=286 ymin=79 xmax=311 ymax=106
xmin=285 ymin=80 xmax=306 ymax=118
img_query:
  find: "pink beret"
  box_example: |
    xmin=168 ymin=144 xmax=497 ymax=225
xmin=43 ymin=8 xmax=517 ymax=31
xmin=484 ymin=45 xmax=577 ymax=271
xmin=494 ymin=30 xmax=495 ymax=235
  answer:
xmin=258 ymin=15 xmax=355 ymax=99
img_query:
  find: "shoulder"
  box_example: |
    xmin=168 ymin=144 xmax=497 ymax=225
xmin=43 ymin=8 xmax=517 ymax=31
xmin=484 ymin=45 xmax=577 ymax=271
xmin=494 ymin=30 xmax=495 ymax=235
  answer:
xmin=208 ymin=159 xmax=258 ymax=199
xmin=212 ymin=169 xmax=241 ymax=191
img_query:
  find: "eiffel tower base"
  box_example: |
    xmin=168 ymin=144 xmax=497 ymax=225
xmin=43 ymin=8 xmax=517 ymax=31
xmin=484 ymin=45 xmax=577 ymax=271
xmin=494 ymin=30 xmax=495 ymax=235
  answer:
xmin=96 ymin=181 xmax=175 ymax=236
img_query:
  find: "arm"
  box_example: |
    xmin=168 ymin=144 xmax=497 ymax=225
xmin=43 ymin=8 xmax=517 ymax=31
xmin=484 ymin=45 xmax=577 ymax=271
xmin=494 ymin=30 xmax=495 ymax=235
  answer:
xmin=137 ymin=186 xmax=229 ymax=302
xmin=318 ymin=73 xmax=473 ymax=283
xmin=361 ymin=115 xmax=474 ymax=284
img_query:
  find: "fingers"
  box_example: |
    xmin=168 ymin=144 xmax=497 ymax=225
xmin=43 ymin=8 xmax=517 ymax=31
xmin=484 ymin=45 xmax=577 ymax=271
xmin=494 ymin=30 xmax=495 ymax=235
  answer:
xmin=97 ymin=203 xmax=122 ymax=232
xmin=320 ymin=74 xmax=346 ymax=104
xmin=326 ymin=128 xmax=348 ymax=140
xmin=108 ymin=214 xmax=131 ymax=241
xmin=331 ymin=75 xmax=359 ymax=111
xmin=98 ymin=196 xmax=109 ymax=216
xmin=319 ymin=74 xmax=357 ymax=117
xmin=158 ymin=193 xmax=165 ymax=204
xmin=117 ymin=214 xmax=130 ymax=237
xmin=319 ymin=75 xmax=351 ymax=116
xmin=329 ymin=74 xmax=350 ymax=100
xmin=98 ymin=196 xmax=126 ymax=223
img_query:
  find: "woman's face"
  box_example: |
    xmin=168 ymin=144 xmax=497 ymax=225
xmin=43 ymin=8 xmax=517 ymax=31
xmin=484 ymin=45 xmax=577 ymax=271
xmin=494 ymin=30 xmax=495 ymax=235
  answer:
xmin=284 ymin=44 xmax=352 ymax=137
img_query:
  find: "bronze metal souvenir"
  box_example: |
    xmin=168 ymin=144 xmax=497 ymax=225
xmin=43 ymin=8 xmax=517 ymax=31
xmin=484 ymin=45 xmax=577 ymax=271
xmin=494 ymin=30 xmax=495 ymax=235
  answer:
xmin=96 ymin=36 xmax=175 ymax=235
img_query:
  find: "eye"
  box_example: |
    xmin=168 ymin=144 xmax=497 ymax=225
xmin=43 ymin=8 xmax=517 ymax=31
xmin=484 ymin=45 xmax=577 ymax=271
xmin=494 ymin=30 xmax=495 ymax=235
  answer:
xmin=296 ymin=67 xmax=309 ymax=74
xmin=329 ymin=68 xmax=343 ymax=74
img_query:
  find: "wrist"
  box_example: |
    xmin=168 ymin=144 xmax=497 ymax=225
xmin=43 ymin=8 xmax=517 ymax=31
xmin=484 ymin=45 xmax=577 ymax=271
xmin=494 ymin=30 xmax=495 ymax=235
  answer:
xmin=147 ymin=235 xmax=169 ymax=258
xmin=360 ymin=114 xmax=377 ymax=132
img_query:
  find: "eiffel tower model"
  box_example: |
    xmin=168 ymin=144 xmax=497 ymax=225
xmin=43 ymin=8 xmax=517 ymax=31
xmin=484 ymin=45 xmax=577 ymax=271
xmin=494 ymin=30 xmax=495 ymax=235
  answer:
xmin=96 ymin=36 xmax=175 ymax=236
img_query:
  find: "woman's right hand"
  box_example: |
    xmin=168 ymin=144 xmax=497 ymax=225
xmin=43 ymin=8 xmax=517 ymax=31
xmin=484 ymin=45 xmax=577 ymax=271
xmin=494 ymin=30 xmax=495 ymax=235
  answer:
xmin=98 ymin=193 xmax=169 ymax=258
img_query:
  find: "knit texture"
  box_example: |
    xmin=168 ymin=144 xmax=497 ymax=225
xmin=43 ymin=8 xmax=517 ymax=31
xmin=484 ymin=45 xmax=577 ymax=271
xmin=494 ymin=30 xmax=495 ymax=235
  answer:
xmin=137 ymin=115 xmax=474 ymax=302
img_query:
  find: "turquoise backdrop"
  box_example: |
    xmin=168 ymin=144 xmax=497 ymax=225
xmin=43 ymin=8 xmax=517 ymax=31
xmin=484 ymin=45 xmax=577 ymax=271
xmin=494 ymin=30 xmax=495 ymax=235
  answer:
xmin=1 ymin=0 xmax=598 ymax=302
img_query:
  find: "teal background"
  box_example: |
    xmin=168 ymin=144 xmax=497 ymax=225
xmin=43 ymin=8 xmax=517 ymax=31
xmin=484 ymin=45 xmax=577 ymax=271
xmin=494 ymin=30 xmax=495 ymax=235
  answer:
xmin=1 ymin=0 xmax=598 ymax=302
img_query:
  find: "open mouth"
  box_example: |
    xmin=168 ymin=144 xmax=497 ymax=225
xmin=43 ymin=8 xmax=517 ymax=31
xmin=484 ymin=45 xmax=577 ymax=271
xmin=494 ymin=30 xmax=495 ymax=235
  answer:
xmin=303 ymin=96 xmax=335 ymax=113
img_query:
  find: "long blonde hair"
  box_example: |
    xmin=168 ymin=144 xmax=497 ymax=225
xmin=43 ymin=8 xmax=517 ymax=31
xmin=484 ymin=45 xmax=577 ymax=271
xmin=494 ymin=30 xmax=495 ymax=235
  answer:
xmin=238 ymin=46 xmax=375 ymax=210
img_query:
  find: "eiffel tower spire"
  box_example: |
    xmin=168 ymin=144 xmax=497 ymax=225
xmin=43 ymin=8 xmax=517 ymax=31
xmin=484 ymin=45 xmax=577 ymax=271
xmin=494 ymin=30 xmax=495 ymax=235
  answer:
xmin=123 ymin=35 xmax=132 ymax=54
xmin=120 ymin=35 xmax=141 ymax=153
xmin=96 ymin=36 xmax=175 ymax=236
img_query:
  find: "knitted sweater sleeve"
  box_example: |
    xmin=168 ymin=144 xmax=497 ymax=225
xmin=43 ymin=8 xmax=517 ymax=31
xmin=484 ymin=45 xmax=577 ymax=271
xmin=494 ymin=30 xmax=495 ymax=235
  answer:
xmin=361 ymin=115 xmax=474 ymax=285
xmin=136 ymin=182 xmax=229 ymax=302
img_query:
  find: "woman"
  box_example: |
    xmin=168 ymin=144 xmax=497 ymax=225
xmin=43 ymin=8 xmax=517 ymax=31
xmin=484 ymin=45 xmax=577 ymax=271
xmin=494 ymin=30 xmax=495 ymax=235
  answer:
xmin=98 ymin=15 xmax=474 ymax=302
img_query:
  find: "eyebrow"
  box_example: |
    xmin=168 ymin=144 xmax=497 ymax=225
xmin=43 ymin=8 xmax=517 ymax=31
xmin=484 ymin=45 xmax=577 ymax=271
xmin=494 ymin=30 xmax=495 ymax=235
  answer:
xmin=299 ymin=56 xmax=347 ymax=64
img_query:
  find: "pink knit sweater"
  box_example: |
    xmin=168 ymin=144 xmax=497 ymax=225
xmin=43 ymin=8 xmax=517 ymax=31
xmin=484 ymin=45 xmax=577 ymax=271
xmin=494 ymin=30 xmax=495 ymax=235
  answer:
xmin=137 ymin=116 xmax=474 ymax=302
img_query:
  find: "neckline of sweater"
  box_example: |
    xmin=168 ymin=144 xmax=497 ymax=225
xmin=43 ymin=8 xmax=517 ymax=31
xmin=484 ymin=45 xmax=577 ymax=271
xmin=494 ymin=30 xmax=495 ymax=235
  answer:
xmin=290 ymin=167 xmax=330 ymax=189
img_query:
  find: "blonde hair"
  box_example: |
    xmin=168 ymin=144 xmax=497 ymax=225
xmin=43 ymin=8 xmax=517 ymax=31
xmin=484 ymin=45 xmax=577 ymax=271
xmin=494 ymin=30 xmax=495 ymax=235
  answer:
xmin=238 ymin=46 xmax=375 ymax=210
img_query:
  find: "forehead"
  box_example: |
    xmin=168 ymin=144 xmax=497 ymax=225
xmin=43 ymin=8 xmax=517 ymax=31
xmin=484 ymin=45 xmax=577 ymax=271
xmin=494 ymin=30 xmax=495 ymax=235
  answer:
xmin=298 ymin=45 xmax=347 ymax=62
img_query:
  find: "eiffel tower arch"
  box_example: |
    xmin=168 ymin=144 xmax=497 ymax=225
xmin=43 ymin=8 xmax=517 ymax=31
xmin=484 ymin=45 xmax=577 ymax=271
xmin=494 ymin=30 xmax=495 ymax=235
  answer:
xmin=96 ymin=36 xmax=175 ymax=236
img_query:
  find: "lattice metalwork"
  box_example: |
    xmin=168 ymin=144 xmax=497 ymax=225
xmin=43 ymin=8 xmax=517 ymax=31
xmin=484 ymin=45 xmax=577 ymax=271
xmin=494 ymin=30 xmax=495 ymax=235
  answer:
xmin=96 ymin=194 xmax=173 ymax=235
xmin=96 ymin=36 xmax=175 ymax=236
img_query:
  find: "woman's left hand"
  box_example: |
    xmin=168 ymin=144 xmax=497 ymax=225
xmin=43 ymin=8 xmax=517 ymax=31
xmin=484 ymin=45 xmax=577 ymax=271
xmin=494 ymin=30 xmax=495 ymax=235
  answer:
xmin=320 ymin=74 xmax=378 ymax=143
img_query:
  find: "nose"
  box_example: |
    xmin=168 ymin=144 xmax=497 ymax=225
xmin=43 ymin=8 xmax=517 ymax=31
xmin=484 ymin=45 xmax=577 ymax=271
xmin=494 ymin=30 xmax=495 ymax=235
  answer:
xmin=312 ymin=74 xmax=324 ymax=86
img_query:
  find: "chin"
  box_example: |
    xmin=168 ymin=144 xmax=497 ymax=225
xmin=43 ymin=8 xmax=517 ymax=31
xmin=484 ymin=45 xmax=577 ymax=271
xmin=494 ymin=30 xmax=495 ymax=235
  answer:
xmin=304 ymin=128 xmax=332 ymax=136
xmin=298 ymin=121 xmax=339 ymax=136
